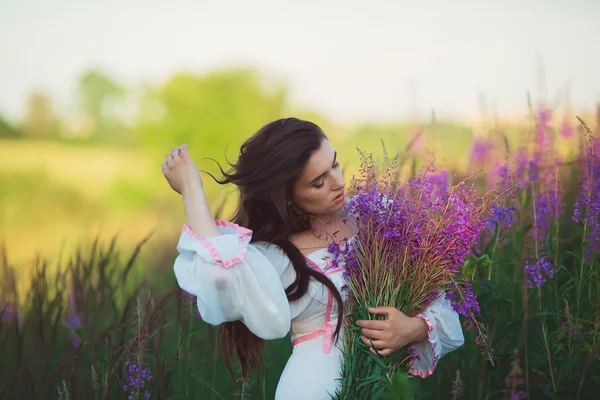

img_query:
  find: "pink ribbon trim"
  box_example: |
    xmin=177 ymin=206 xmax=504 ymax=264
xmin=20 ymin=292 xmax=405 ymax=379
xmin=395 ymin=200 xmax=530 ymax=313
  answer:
xmin=291 ymin=257 xmax=345 ymax=353
xmin=408 ymin=314 xmax=439 ymax=378
xmin=183 ymin=220 xmax=253 ymax=269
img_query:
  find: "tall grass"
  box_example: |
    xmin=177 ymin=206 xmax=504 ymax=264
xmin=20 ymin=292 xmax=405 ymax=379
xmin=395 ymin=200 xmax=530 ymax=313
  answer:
xmin=1 ymin=112 xmax=599 ymax=399
xmin=0 ymin=219 xmax=289 ymax=399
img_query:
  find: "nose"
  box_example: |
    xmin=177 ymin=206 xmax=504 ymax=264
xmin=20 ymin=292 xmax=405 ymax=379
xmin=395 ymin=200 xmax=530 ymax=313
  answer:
xmin=331 ymin=171 xmax=345 ymax=191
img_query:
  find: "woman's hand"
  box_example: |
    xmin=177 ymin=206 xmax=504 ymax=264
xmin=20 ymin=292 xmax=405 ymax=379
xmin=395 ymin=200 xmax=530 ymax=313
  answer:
xmin=161 ymin=144 xmax=203 ymax=194
xmin=356 ymin=307 xmax=429 ymax=357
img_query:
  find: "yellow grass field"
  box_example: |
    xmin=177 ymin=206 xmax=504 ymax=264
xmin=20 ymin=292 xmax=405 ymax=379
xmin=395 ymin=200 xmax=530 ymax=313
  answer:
xmin=0 ymin=139 xmax=185 ymax=270
xmin=0 ymin=116 xmax=584 ymax=272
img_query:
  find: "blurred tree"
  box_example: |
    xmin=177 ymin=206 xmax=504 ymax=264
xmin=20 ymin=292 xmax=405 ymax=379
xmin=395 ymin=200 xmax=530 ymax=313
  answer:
xmin=137 ymin=67 xmax=289 ymax=171
xmin=20 ymin=91 xmax=57 ymax=139
xmin=77 ymin=69 xmax=125 ymax=141
xmin=0 ymin=114 xmax=20 ymax=138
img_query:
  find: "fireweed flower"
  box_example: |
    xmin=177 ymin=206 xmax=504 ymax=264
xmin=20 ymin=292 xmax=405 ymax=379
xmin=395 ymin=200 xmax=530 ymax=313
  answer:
xmin=572 ymin=136 xmax=600 ymax=255
xmin=445 ymin=281 xmax=481 ymax=317
xmin=537 ymin=104 xmax=552 ymax=145
xmin=533 ymin=115 xmax=562 ymax=247
xmin=487 ymin=161 xmax=508 ymax=190
xmin=513 ymin=150 xmax=530 ymax=188
xmin=486 ymin=204 xmax=515 ymax=230
xmin=524 ymin=257 xmax=554 ymax=288
xmin=333 ymin=151 xmax=503 ymax=398
xmin=533 ymin=185 xmax=562 ymax=246
xmin=560 ymin=120 xmax=573 ymax=138
xmin=426 ymin=170 xmax=450 ymax=199
xmin=124 ymin=359 xmax=152 ymax=400
xmin=469 ymin=139 xmax=493 ymax=166
xmin=512 ymin=147 xmax=541 ymax=190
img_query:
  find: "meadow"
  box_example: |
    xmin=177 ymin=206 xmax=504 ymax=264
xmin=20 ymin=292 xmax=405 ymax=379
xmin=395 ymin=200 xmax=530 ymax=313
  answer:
xmin=1 ymin=96 xmax=599 ymax=399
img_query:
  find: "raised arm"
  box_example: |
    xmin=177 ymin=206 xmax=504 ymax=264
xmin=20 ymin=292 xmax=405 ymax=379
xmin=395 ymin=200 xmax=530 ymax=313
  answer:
xmin=162 ymin=144 xmax=219 ymax=237
xmin=163 ymin=145 xmax=292 ymax=340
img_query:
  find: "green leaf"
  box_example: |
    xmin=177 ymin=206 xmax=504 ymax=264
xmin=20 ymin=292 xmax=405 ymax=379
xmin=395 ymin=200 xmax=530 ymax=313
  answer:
xmin=383 ymin=371 xmax=420 ymax=400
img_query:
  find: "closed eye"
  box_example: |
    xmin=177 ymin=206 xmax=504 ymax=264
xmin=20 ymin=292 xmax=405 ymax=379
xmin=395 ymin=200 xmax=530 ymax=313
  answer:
xmin=310 ymin=151 xmax=339 ymax=188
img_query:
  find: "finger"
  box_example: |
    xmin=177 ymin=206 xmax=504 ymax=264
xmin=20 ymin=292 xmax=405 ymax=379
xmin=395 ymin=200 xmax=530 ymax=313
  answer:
xmin=161 ymin=162 xmax=168 ymax=172
xmin=360 ymin=328 xmax=387 ymax=340
xmin=356 ymin=319 xmax=387 ymax=330
xmin=360 ymin=335 xmax=387 ymax=349
xmin=368 ymin=307 xmax=396 ymax=316
xmin=369 ymin=347 xmax=393 ymax=357
xmin=180 ymin=144 xmax=189 ymax=159
xmin=166 ymin=154 xmax=175 ymax=167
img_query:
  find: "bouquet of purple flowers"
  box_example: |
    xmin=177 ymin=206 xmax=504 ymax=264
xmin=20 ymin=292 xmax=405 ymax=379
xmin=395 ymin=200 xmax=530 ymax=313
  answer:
xmin=330 ymin=151 xmax=507 ymax=399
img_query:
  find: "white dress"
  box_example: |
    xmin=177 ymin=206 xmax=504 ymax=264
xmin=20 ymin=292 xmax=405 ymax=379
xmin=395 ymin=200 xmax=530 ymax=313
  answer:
xmin=174 ymin=220 xmax=465 ymax=400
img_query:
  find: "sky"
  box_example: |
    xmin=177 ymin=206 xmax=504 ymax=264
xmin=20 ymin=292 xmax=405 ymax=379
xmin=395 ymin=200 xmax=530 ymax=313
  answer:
xmin=0 ymin=0 xmax=598 ymax=124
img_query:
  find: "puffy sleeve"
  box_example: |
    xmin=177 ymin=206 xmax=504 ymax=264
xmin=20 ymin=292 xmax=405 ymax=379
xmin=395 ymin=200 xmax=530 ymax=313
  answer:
xmin=409 ymin=293 xmax=465 ymax=378
xmin=173 ymin=221 xmax=292 ymax=340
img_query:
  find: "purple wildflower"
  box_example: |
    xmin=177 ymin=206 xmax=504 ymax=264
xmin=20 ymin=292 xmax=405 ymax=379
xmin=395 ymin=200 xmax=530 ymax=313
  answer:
xmin=572 ymin=137 xmax=600 ymax=255
xmin=469 ymin=139 xmax=492 ymax=165
xmin=510 ymin=391 xmax=526 ymax=400
xmin=513 ymin=150 xmax=530 ymax=188
xmin=560 ymin=120 xmax=573 ymax=138
xmin=423 ymin=291 xmax=441 ymax=308
xmin=124 ymin=359 xmax=152 ymax=399
xmin=406 ymin=346 xmax=422 ymax=365
xmin=437 ymin=185 xmax=488 ymax=271
xmin=534 ymin=191 xmax=550 ymax=243
xmin=1 ymin=302 xmax=20 ymax=325
xmin=446 ymin=281 xmax=481 ymax=317
xmin=524 ymin=257 xmax=554 ymax=288
xmin=487 ymin=161 xmax=507 ymax=190
xmin=537 ymin=104 xmax=552 ymax=145
xmin=486 ymin=204 xmax=515 ymax=229
xmin=66 ymin=314 xmax=84 ymax=347
xmin=334 ymin=150 xmax=499 ymax=397
xmin=65 ymin=289 xmax=85 ymax=347
xmin=538 ymin=118 xmax=562 ymax=244
xmin=511 ymin=146 xmax=543 ymax=190
xmin=528 ymin=158 xmax=539 ymax=183
xmin=328 ymin=242 xmax=341 ymax=257
xmin=425 ymin=170 xmax=449 ymax=199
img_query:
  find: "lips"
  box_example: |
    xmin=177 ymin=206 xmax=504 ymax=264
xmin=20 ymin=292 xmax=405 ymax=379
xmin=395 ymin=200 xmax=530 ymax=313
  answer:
xmin=333 ymin=191 xmax=344 ymax=201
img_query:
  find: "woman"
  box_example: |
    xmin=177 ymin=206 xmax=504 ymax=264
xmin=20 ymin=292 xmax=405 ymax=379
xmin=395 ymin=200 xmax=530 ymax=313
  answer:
xmin=162 ymin=118 xmax=464 ymax=399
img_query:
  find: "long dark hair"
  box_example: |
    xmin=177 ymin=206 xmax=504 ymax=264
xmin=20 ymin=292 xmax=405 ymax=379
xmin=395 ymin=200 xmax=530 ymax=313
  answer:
xmin=210 ymin=117 xmax=344 ymax=378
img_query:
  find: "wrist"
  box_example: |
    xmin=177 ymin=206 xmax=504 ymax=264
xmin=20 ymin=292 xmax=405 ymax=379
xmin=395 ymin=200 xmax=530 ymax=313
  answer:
xmin=410 ymin=316 xmax=430 ymax=343
xmin=182 ymin=179 xmax=203 ymax=195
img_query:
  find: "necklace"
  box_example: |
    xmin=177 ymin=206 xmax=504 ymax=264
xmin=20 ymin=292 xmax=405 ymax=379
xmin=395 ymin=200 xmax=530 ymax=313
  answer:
xmin=304 ymin=215 xmax=343 ymax=247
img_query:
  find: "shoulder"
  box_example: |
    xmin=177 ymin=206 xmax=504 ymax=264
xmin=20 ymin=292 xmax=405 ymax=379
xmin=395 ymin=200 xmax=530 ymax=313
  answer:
xmin=253 ymin=240 xmax=299 ymax=290
xmin=252 ymin=240 xmax=287 ymax=258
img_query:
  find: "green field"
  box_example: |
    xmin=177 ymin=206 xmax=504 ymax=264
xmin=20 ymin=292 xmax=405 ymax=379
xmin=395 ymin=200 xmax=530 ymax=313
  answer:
xmin=1 ymin=106 xmax=599 ymax=399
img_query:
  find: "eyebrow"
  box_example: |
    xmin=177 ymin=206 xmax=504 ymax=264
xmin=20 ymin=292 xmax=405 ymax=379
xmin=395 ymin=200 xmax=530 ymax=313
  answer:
xmin=308 ymin=151 xmax=337 ymax=185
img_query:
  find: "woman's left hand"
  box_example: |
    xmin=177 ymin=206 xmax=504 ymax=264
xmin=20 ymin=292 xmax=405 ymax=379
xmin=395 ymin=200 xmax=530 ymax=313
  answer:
xmin=356 ymin=307 xmax=429 ymax=357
